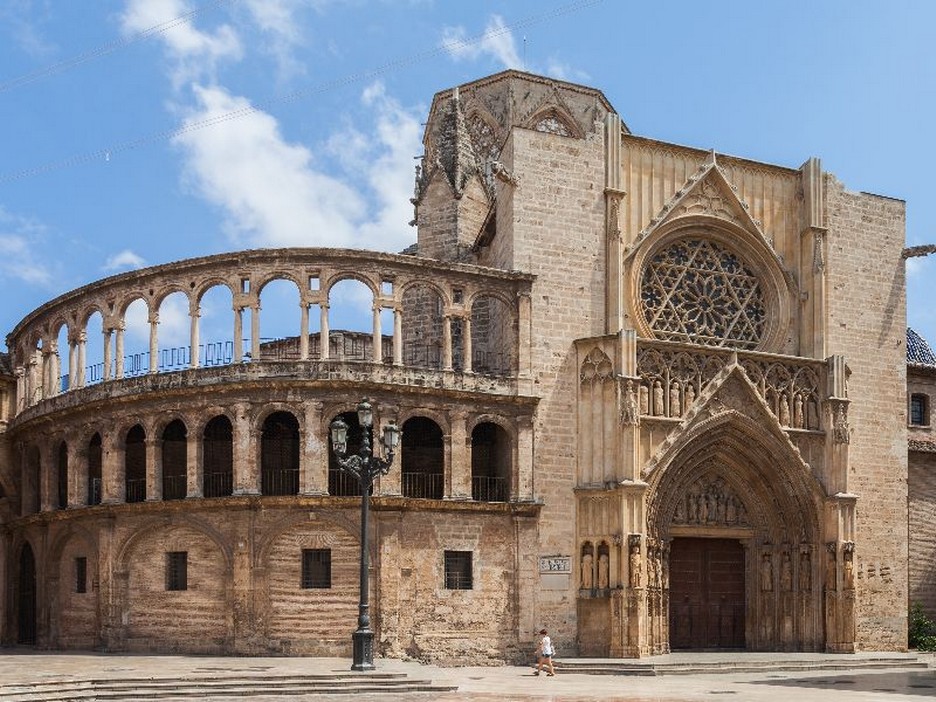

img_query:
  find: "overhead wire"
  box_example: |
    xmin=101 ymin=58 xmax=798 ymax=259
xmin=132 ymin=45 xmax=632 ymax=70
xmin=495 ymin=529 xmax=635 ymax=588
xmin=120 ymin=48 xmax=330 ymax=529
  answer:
xmin=0 ymin=0 xmax=605 ymax=186
xmin=0 ymin=0 xmax=238 ymax=94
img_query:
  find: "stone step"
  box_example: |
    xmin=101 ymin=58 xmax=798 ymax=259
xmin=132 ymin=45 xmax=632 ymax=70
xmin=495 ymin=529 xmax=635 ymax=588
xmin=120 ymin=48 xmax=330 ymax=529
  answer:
xmin=555 ymin=655 xmax=930 ymax=676
xmin=0 ymin=672 xmax=458 ymax=701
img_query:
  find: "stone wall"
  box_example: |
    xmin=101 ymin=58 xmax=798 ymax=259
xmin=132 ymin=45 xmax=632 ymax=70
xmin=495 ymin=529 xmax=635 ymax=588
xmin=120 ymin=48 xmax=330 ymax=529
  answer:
xmin=824 ymin=177 xmax=908 ymax=650
xmin=908 ymin=365 xmax=936 ymax=616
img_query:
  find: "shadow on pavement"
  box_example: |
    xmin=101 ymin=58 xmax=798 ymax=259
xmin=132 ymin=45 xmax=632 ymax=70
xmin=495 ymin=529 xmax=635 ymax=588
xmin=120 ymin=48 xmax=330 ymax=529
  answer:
xmin=751 ymin=670 xmax=936 ymax=696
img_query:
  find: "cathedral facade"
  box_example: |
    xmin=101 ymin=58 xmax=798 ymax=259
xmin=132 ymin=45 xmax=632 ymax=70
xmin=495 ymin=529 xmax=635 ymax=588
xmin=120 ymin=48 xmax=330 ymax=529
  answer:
xmin=0 ymin=71 xmax=909 ymax=660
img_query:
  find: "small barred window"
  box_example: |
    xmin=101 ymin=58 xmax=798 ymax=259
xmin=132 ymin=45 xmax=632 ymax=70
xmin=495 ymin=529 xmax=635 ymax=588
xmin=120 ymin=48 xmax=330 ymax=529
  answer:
xmin=641 ymin=237 xmax=766 ymax=349
xmin=444 ymin=550 xmax=473 ymax=590
xmin=911 ymin=394 xmax=929 ymax=426
xmin=301 ymin=549 xmax=332 ymax=589
xmin=166 ymin=551 xmax=188 ymax=591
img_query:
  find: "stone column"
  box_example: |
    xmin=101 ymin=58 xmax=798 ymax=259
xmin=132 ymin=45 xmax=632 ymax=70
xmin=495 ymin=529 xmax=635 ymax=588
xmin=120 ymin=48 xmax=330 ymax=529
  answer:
xmin=39 ymin=443 xmax=54 ymax=512
xmin=68 ymin=338 xmax=78 ymax=390
xmin=517 ymin=291 xmax=532 ymax=394
xmin=101 ymin=430 xmax=123 ymax=504
xmin=299 ymin=303 xmax=310 ymax=360
xmin=233 ymin=403 xmax=259 ymax=495
xmin=146 ymin=437 xmax=161 ymax=501
xmin=372 ymin=305 xmax=382 ymax=363
xmin=393 ymin=308 xmax=403 ymax=365
xmin=233 ymin=305 xmax=244 ymax=363
xmin=301 ymin=402 xmax=327 ymax=495
xmin=320 ymin=304 xmax=330 ymax=360
xmin=102 ymin=328 xmax=113 ymax=381
xmin=66 ymin=441 xmax=82 ymax=508
xmin=114 ymin=323 xmax=125 ymax=379
xmin=515 ymin=414 xmax=534 ymax=501
xmin=442 ymin=316 xmax=453 ymax=371
xmin=148 ymin=313 xmax=159 ymax=374
xmin=77 ymin=331 xmax=87 ymax=387
xmin=189 ymin=303 xmax=200 ymax=369
xmin=448 ymin=411 xmax=470 ymax=499
xmin=186 ymin=428 xmax=202 ymax=498
xmin=462 ymin=317 xmax=473 ymax=373
xmin=250 ymin=303 xmax=261 ymax=361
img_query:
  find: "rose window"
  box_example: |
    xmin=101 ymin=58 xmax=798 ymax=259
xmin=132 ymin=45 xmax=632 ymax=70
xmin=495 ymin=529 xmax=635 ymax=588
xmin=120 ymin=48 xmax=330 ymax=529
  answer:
xmin=640 ymin=238 xmax=766 ymax=349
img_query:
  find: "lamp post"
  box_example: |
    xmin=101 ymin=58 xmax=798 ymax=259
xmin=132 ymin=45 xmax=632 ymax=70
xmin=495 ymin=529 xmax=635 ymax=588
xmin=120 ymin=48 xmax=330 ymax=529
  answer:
xmin=329 ymin=398 xmax=400 ymax=671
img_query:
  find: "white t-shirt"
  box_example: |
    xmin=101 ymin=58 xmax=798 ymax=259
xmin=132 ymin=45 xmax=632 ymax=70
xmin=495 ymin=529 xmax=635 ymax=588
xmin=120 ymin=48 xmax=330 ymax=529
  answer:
xmin=540 ymin=635 xmax=553 ymax=656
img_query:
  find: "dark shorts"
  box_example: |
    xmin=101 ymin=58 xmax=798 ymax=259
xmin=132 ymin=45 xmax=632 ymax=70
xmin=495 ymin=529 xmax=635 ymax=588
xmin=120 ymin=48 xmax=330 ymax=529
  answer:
xmin=540 ymin=653 xmax=552 ymax=658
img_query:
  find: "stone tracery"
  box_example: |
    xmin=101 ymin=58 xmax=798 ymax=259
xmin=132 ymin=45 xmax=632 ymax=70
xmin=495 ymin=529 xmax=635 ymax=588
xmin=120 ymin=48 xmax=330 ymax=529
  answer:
xmin=640 ymin=238 xmax=766 ymax=350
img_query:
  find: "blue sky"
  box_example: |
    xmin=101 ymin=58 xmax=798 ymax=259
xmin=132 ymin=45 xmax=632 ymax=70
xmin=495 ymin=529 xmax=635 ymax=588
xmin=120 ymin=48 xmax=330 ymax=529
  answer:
xmin=0 ymin=0 xmax=934 ymax=358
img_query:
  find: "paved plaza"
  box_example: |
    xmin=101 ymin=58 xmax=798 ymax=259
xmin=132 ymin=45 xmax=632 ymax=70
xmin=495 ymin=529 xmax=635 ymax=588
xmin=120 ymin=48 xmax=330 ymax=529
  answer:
xmin=0 ymin=651 xmax=933 ymax=701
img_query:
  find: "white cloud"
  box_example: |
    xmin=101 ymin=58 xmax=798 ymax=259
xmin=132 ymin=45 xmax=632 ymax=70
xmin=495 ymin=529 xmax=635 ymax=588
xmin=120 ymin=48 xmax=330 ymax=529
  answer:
xmin=0 ymin=207 xmax=54 ymax=285
xmin=441 ymin=15 xmax=524 ymax=70
xmin=0 ymin=0 xmax=56 ymax=59
xmin=172 ymin=82 xmax=419 ymax=253
xmin=120 ymin=0 xmax=242 ymax=87
xmin=103 ymin=249 xmax=146 ymax=272
xmin=241 ymin=0 xmax=306 ymax=82
xmin=173 ymin=84 xmax=366 ymax=248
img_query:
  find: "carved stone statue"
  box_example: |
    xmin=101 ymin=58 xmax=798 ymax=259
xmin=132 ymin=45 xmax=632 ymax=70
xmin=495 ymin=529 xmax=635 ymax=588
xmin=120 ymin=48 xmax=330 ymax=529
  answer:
xmin=581 ymin=553 xmax=594 ymax=590
xmin=825 ymin=542 xmax=837 ymax=590
xmin=628 ymin=536 xmax=642 ymax=588
xmin=843 ymin=542 xmax=855 ymax=590
xmin=833 ymin=403 xmax=850 ymax=444
xmin=652 ymin=380 xmax=664 ymax=416
xmin=780 ymin=551 xmax=793 ymax=591
xmin=621 ymin=379 xmax=639 ymax=425
xmin=670 ymin=381 xmax=681 ymax=417
xmin=761 ymin=553 xmax=773 ymax=592
xmin=639 ymin=384 xmax=649 ymax=415
xmin=685 ymin=383 xmax=696 ymax=409
xmin=598 ymin=554 xmax=609 ymax=589
xmin=779 ymin=393 xmax=791 ymax=427
xmin=794 ymin=394 xmax=804 ymax=429
xmin=799 ymin=550 xmax=811 ymax=591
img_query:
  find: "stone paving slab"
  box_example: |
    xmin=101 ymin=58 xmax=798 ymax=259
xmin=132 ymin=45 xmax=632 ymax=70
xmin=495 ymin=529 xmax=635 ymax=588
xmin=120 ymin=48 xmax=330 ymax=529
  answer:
xmin=0 ymin=651 xmax=932 ymax=701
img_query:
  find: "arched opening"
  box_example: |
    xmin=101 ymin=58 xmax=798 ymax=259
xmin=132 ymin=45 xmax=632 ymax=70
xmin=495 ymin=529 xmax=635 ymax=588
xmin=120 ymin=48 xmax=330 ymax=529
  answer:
xmin=648 ymin=411 xmax=823 ymax=655
xmin=327 ymin=278 xmax=378 ymax=361
xmin=84 ymin=311 xmax=106 ymax=386
xmin=17 ymin=543 xmax=37 ymax=644
xmin=123 ymin=297 xmax=150 ymax=377
xmin=401 ymin=284 xmax=444 ymax=369
xmin=156 ymin=291 xmax=191 ymax=373
xmin=203 ymin=415 xmax=233 ymax=497
xmin=56 ymin=441 xmax=68 ymax=509
xmin=401 ymin=417 xmax=443 ymax=499
xmin=328 ymin=411 xmax=362 ymax=496
xmin=257 ymin=278 xmax=302 ymax=360
xmin=261 ymin=411 xmax=299 ymax=495
xmin=87 ymin=433 xmax=102 ymax=505
xmin=55 ymin=323 xmax=69 ymax=393
xmin=125 ymin=425 xmax=146 ymax=503
xmin=162 ymin=420 xmax=187 ymax=500
xmin=198 ymin=284 xmax=236 ymax=368
xmin=471 ymin=422 xmax=511 ymax=502
xmin=471 ymin=294 xmax=513 ymax=375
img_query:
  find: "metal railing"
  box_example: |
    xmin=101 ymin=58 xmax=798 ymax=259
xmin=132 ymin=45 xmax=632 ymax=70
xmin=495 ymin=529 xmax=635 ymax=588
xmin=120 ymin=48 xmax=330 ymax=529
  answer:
xmin=472 ymin=475 xmax=508 ymax=502
xmin=328 ymin=469 xmax=362 ymax=496
xmin=163 ymin=474 xmax=187 ymax=501
xmin=125 ymin=478 xmax=146 ymax=503
xmin=401 ymin=471 xmax=444 ymax=499
xmin=262 ymin=467 xmax=299 ymax=496
xmin=203 ymin=471 xmax=233 ymax=498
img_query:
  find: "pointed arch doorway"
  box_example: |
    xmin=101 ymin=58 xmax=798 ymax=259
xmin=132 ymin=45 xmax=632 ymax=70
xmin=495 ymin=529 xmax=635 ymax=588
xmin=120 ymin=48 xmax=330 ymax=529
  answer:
xmin=668 ymin=537 xmax=745 ymax=650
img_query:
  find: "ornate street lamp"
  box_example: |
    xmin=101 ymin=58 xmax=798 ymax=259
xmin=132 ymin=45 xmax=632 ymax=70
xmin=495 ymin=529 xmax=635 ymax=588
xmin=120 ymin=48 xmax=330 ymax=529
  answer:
xmin=329 ymin=398 xmax=400 ymax=671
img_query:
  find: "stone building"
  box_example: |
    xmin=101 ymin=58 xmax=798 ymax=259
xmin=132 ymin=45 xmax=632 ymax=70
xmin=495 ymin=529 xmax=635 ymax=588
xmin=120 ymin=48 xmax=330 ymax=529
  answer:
xmin=908 ymin=328 xmax=936 ymax=617
xmin=0 ymin=70 xmax=910 ymax=660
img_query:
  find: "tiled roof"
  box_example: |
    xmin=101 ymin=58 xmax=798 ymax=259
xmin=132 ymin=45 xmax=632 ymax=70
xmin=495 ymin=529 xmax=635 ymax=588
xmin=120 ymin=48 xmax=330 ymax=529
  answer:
xmin=910 ymin=438 xmax=936 ymax=453
xmin=908 ymin=328 xmax=936 ymax=367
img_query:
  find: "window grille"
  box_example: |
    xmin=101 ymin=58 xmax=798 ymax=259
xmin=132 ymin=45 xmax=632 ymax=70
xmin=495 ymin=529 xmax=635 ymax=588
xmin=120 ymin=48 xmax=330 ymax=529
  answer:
xmin=301 ymin=549 xmax=332 ymax=589
xmin=911 ymin=394 xmax=929 ymax=426
xmin=444 ymin=550 xmax=473 ymax=590
xmin=166 ymin=551 xmax=188 ymax=591
xmin=75 ymin=556 xmax=87 ymax=594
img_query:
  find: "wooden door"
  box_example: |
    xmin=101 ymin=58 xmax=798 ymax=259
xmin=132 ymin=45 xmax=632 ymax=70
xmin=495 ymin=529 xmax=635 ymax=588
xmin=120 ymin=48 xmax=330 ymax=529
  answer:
xmin=669 ymin=538 xmax=745 ymax=650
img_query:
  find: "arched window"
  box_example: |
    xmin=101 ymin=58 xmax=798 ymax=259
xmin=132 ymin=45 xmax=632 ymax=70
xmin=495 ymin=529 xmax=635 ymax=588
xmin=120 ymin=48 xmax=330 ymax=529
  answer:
xmin=401 ymin=417 xmax=443 ymax=499
xmin=125 ymin=425 xmax=146 ymax=503
xmin=87 ymin=434 xmax=102 ymax=505
xmin=56 ymin=441 xmax=68 ymax=509
xmin=261 ymin=411 xmax=299 ymax=495
xmin=203 ymin=415 xmax=233 ymax=497
xmin=162 ymin=420 xmax=187 ymax=500
xmin=471 ymin=422 xmax=511 ymax=502
xmin=328 ymin=411 xmax=362 ymax=497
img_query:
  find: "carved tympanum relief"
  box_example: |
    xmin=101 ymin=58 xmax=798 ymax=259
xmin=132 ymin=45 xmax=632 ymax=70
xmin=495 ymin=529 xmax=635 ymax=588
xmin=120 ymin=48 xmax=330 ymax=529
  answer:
xmin=580 ymin=347 xmax=614 ymax=384
xmin=534 ymin=111 xmax=572 ymax=137
xmin=671 ymin=475 xmax=749 ymax=528
xmin=640 ymin=238 xmax=765 ymax=350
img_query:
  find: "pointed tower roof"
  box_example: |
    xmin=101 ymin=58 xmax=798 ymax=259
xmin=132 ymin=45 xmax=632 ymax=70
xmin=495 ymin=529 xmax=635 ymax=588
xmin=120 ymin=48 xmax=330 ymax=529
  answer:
xmin=908 ymin=327 xmax=936 ymax=367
